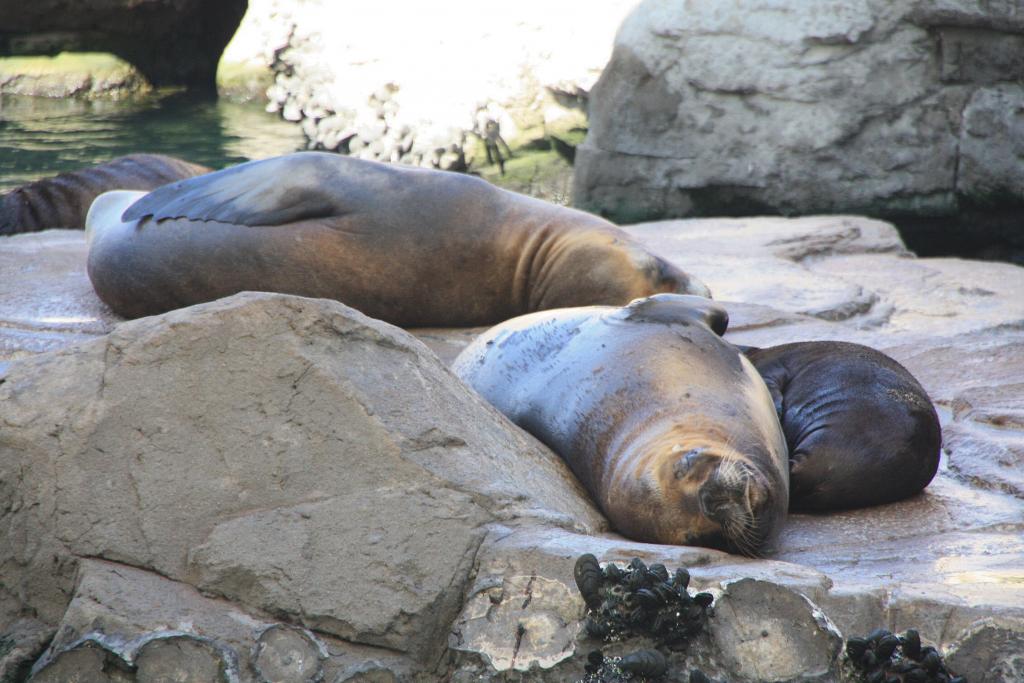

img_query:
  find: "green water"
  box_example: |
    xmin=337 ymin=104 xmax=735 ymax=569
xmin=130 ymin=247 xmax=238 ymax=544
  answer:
xmin=0 ymin=92 xmax=306 ymax=192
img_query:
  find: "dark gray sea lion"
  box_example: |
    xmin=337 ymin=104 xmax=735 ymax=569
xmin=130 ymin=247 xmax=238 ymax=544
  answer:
xmin=0 ymin=154 xmax=210 ymax=235
xmin=743 ymin=341 xmax=941 ymax=511
xmin=453 ymin=294 xmax=789 ymax=555
xmin=84 ymin=152 xmax=710 ymax=326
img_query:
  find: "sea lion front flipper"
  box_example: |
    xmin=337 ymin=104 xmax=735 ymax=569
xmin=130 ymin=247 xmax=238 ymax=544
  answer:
xmin=122 ymin=152 xmax=356 ymax=226
xmin=620 ymin=293 xmax=728 ymax=335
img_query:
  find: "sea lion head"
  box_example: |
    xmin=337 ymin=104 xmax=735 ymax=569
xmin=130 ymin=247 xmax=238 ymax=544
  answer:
xmin=651 ymin=436 xmax=786 ymax=556
xmin=530 ymin=233 xmax=712 ymax=312
xmin=644 ymin=253 xmax=713 ymax=300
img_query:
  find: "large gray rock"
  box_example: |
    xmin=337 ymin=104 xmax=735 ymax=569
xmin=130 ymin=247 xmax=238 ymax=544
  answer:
xmin=0 ymin=292 xmax=602 ymax=666
xmin=575 ymin=0 xmax=1024 ymax=254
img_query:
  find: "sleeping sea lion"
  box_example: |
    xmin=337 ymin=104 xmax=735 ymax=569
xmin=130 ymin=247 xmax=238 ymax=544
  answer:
xmin=453 ymin=294 xmax=789 ymax=555
xmin=743 ymin=341 xmax=941 ymax=510
xmin=0 ymin=154 xmax=210 ymax=235
xmin=84 ymin=152 xmax=710 ymax=326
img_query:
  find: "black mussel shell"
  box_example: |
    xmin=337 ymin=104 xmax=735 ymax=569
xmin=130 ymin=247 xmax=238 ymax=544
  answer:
xmin=866 ymin=628 xmax=891 ymax=643
xmin=574 ymin=554 xmax=605 ymax=608
xmin=652 ymin=582 xmax=677 ymax=603
xmin=904 ymin=668 xmax=928 ymax=683
xmin=587 ymin=649 xmax=604 ymax=666
xmin=846 ymin=637 xmax=869 ymax=660
xmin=867 ymin=671 xmax=885 ymax=683
xmin=672 ymin=568 xmax=691 ymax=590
xmin=689 ymin=670 xmax=712 ymax=683
xmin=619 ymin=649 xmax=667 ymax=677
xmin=902 ymin=629 xmax=922 ymax=660
xmin=876 ymin=634 xmax=900 ymax=659
xmin=693 ymin=592 xmax=714 ymax=608
xmin=649 ymin=563 xmax=670 ymax=582
xmin=891 ymin=661 xmax=916 ymax=674
xmin=922 ymin=650 xmax=941 ymax=674
xmin=635 ymin=588 xmax=661 ymax=608
xmin=604 ymin=563 xmax=624 ymax=581
xmin=584 ymin=616 xmax=610 ymax=638
xmin=629 ymin=557 xmax=648 ymax=573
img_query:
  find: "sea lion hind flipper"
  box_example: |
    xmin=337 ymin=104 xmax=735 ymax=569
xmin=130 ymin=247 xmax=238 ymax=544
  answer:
xmin=621 ymin=293 xmax=728 ymax=335
xmin=121 ymin=153 xmax=350 ymax=226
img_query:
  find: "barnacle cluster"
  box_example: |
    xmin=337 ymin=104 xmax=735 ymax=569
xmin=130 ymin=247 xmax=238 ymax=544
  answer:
xmin=574 ymin=554 xmax=713 ymax=647
xmin=846 ymin=628 xmax=967 ymax=683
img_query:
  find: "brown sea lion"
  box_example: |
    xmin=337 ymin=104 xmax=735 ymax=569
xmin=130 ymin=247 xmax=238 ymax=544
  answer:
xmin=742 ymin=341 xmax=941 ymax=511
xmin=0 ymin=154 xmax=210 ymax=235
xmin=84 ymin=152 xmax=710 ymax=326
xmin=453 ymin=294 xmax=789 ymax=555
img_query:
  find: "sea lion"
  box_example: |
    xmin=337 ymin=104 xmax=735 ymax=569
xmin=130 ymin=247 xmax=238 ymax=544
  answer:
xmin=453 ymin=294 xmax=789 ymax=555
xmin=0 ymin=154 xmax=210 ymax=235
xmin=84 ymin=152 xmax=710 ymax=326
xmin=743 ymin=341 xmax=941 ymax=511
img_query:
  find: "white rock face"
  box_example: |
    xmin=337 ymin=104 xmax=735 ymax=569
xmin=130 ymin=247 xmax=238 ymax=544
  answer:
xmin=574 ymin=0 xmax=1024 ymax=230
xmin=221 ymin=0 xmax=641 ymax=164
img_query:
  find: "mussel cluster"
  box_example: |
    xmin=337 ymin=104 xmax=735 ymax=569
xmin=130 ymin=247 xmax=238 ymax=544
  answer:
xmin=846 ymin=628 xmax=967 ymax=683
xmin=573 ymin=554 xmax=713 ymax=647
xmin=582 ymin=649 xmax=727 ymax=683
xmin=582 ymin=649 xmax=667 ymax=682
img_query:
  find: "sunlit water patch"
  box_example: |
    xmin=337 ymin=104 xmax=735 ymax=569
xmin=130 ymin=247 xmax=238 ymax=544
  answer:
xmin=0 ymin=92 xmax=305 ymax=192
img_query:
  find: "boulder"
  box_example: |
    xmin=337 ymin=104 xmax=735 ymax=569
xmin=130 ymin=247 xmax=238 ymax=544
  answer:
xmin=575 ymin=0 xmax=1024 ymax=258
xmin=0 ymin=292 xmax=602 ymax=665
xmin=0 ymin=0 xmax=247 ymax=90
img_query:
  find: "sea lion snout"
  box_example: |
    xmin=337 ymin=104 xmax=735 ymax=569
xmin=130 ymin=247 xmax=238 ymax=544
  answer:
xmin=650 ymin=255 xmax=712 ymax=299
xmin=697 ymin=458 xmax=778 ymax=555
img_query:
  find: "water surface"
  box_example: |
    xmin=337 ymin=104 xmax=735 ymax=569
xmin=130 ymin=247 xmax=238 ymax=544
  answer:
xmin=0 ymin=92 xmax=305 ymax=192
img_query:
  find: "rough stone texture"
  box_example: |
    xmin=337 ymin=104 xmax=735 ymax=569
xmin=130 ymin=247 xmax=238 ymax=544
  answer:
xmin=0 ymin=0 xmax=247 ymax=90
xmin=945 ymin=618 xmax=1024 ymax=683
xmin=0 ymin=292 xmax=602 ymax=669
xmin=449 ymin=524 xmax=832 ymax=682
xmin=0 ymin=619 xmax=53 ymax=683
xmin=28 ymin=558 xmax=418 ymax=683
xmin=574 ymin=0 xmax=1024 ymax=257
xmin=0 ymin=54 xmax=148 ymax=99
xmin=220 ymin=0 xmax=635 ymax=166
xmin=3 ymin=216 xmax=1024 ymax=680
xmin=253 ymin=626 xmax=324 ymax=683
xmin=709 ymin=579 xmax=842 ymax=681
xmin=30 ymin=640 xmax=134 ymax=683
xmin=0 ymin=230 xmax=120 ymax=361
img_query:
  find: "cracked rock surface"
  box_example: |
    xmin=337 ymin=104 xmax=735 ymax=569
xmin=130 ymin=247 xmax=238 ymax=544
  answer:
xmin=1 ymin=218 xmax=1023 ymax=681
xmin=574 ymin=0 xmax=1024 ymax=254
